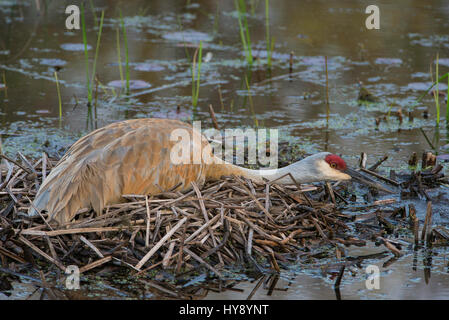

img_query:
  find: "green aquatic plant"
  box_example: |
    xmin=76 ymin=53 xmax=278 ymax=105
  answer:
xmin=244 ymin=75 xmax=258 ymax=127
xmin=410 ymin=69 xmax=449 ymax=125
xmin=386 ymin=104 xmax=393 ymax=120
xmin=119 ymin=10 xmax=130 ymax=95
xmin=116 ymin=27 xmax=124 ymax=90
xmin=80 ymin=4 xmax=105 ymax=106
xmin=91 ymin=10 xmax=105 ymax=96
xmin=265 ymin=0 xmax=272 ymax=68
xmin=249 ymin=0 xmax=257 ymax=16
xmin=176 ymin=16 xmax=190 ymax=61
xmin=213 ymin=3 xmax=219 ymax=34
xmin=325 ymin=56 xmax=329 ymax=119
xmin=420 ymin=127 xmax=435 ymax=150
xmin=54 ymin=71 xmax=62 ymax=121
xmin=432 ymin=53 xmax=440 ymax=127
xmin=80 ymin=3 xmax=90 ymax=104
xmin=88 ymin=0 xmax=98 ymax=27
xmin=191 ymin=41 xmax=203 ymax=109
xmin=2 ymin=71 xmax=7 ymax=99
xmin=137 ymin=5 xmax=151 ymax=17
xmin=235 ymin=0 xmax=253 ymax=66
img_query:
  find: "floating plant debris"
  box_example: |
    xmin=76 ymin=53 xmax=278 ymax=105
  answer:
xmin=107 ymin=80 xmax=151 ymax=90
xmin=38 ymin=59 xmax=67 ymax=67
xmin=60 ymin=43 xmax=92 ymax=51
xmin=162 ymin=31 xmax=213 ymax=43
xmin=358 ymin=86 xmax=378 ymax=102
xmin=134 ymin=63 xmax=165 ymax=72
xmin=374 ymin=58 xmax=402 ymax=65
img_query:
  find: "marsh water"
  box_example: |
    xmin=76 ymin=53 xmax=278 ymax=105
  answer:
xmin=1 ymin=0 xmax=449 ymax=300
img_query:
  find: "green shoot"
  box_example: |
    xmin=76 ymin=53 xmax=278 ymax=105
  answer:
xmin=245 ymin=75 xmax=258 ymax=127
xmin=265 ymin=0 xmax=271 ymax=68
xmin=120 ymin=10 xmax=130 ymax=94
xmin=2 ymin=71 xmax=6 ymax=99
xmin=90 ymin=10 xmax=105 ymax=94
xmin=433 ymin=53 xmax=440 ymax=127
xmin=235 ymin=0 xmax=252 ymax=66
xmin=81 ymin=4 xmax=104 ymax=106
xmin=410 ymin=72 xmax=449 ymax=109
xmin=88 ymin=0 xmax=98 ymax=27
xmin=80 ymin=3 xmax=91 ymax=105
xmin=54 ymin=71 xmax=62 ymax=121
xmin=191 ymin=41 xmax=203 ymax=109
xmin=80 ymin=3 xmax=104 ymax=107
xmin=387 ymin=104 xmax=393 ymax=120
xmin=325 ymin=56 xmax=329 ymax=119
xmin=176 ymin=16 xmax=190 ymax=61
xmin=249 ymin=0 xmax=260 ymax=16
xmin=213 ymin=4 xmax=219 ymax=34
xmin=116 ymin=27 xmax=124 ymax=90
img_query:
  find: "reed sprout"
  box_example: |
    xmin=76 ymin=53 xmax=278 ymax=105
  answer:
xmin=265 ymin=0 xmax=272 ymax=68
xmin=119 ymin=10 xmax=130 ymax=95
xmin=54 ymin=71 xmax=62 ymax=121
xmin=244 ymin=75 xmax=258 ymax=127
xmin=80 ymin=3 xmax=90 ymax=104
xmin=2 ymin=71 xmax=6 ymax=99
xmin=91 ymin=10 xmax=105 ymax=93
xmin=432 ymin=53 xmax=440 ymax=127
xmin=235 ymin=0 xmax=253 ymax=66
xmin=325 ymin=56 xmax=329 ymax=119
xmin=80 ymin=4 xmax=105 ymax=106
xmin=191 ymin=41 xmax=203 ymax=109
xmin=116 ymin=27 xmax=124 ymax=90
xmin=213 ymin=5 xmax=219 ymax=34
xmin=88 ymin=0 xmax=98 ymax=27
xmin=447 ymin=72 xmax=449 ymax=126
xmin=176 ymin=16 xmax=191 ymax=61
xmin=411 ymin=72 xmax=448 ymax=115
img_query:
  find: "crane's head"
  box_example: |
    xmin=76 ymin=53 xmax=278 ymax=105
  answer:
xmin=290 ymin=152 xmax=351 ymax=183
xmin=322 ymin=153 xmax=351 ymax=181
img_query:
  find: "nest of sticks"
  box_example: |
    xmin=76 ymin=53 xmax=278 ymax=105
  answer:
xmin=1 ymin=151 xmax=449 ymax=297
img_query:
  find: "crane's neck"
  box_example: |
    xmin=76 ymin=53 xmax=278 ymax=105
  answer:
xmin=206 ymin=158 xmax=318 ymax=184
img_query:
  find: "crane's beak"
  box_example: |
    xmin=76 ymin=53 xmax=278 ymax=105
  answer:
xmin=344 ymin=167 xmax=394 ymax=193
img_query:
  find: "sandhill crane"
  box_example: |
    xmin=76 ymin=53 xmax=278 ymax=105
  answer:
xmin=28 ymin=118 xmax=350 ymax=224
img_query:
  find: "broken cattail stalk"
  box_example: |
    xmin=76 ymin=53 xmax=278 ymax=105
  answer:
xmin=208 ymin=104 xmax=220 ymax=130
xmin=289 ymin=51 xmax=294 ymax=75
xmin=408 ymin=152 xmax=417 ymax=167
xmin=378 ymin=237 xmax=402 ymax=257
xmin=360 ymin=168 xmax=400 ymax=187
xmin=368 ymin=155 xmax=388 ymax=171
xmin=421 ymin=201 xmax=433 ymax=246
xmin=422 ymin=152 xmax=436 ymax=169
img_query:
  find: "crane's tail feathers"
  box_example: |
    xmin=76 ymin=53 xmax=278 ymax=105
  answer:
xmin=28 ymin=159 xmax=111 ymax=224
xmin=27 ymin=188 xmax=50 ymax=217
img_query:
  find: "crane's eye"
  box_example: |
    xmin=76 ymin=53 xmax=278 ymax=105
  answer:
xmin=330 ymin=162 xmax=337 ymax=169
